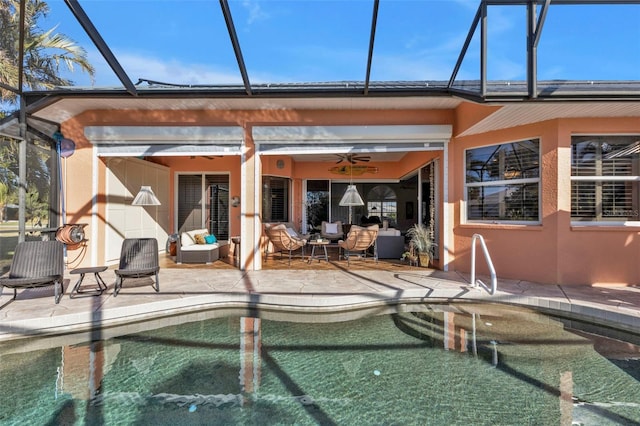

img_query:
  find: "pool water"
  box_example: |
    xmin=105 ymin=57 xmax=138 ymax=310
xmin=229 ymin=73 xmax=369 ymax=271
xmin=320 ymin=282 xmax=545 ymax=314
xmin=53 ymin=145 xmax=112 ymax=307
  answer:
xmin=1 ymin=303 xmax=639 ymax=425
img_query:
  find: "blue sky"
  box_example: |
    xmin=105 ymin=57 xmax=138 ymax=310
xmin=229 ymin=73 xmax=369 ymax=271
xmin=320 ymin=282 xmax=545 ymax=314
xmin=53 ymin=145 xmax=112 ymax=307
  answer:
xmin=36 ymin=0 xmax=640 ymax=88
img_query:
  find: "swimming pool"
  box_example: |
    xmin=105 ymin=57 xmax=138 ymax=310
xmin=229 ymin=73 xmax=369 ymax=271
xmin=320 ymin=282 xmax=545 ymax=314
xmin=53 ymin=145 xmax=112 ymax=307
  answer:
xmin=1 ymin=303 xmax=638 ymax=425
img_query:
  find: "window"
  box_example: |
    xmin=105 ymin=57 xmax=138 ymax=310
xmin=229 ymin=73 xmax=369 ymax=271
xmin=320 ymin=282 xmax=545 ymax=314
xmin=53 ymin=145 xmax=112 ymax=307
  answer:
xmin=571 ymin=136 xmax=640 ymax=223
xmin=263 ymin=176 xmax=290 ymax=222
xmin=465 ymin=139 xmax=540 ymax=222
xmin=366 ymin=185 xmax=397 ymax=222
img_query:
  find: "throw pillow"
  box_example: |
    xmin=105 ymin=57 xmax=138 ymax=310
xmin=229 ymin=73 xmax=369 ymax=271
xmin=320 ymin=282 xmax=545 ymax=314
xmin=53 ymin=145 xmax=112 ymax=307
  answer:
xmin=194 ymin=233 xmax=206 ymax=244
xmin=205 ymin=234 xmax=217 ymax=244
xmin=286 ymin=227 xmax=299 ymax=238
xmin=325 ymin=223 xmax=338 ymax=234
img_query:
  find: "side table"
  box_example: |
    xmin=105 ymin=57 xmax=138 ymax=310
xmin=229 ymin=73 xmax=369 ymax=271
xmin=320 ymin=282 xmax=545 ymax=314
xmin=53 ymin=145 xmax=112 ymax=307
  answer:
xmin=308 ymin=240 xmax=330 ymax=263
xmin=231 ymin=236 xmax=241 ymax=261
xmin=70 ymin=266 xmax=108 ymax=298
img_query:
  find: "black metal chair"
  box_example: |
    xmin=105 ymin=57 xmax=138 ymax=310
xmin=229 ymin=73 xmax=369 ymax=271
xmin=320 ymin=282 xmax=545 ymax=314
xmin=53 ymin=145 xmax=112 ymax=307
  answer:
xmin=114 ymin=238 xmax=160 ymax=296
xmin=0 ymin=240 xmax=65 ymax=304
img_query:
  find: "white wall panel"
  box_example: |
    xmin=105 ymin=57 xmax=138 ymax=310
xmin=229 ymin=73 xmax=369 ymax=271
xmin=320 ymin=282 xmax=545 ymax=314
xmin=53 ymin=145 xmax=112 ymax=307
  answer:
xmin=105 ymin=158 xmax=170 ymax=263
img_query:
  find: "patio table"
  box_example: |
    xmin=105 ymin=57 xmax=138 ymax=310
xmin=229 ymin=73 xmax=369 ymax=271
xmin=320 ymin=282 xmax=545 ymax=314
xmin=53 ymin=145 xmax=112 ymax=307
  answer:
xmin=69 ymin=266 xmax=108 ymax=298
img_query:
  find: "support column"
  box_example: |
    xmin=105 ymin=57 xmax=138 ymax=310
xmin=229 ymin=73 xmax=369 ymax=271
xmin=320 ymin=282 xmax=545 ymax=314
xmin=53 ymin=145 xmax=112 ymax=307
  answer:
xmin=241 ymin=125 xmax=260 ymax=270
xmin=18 ymin=98 xmax=27 ymax=243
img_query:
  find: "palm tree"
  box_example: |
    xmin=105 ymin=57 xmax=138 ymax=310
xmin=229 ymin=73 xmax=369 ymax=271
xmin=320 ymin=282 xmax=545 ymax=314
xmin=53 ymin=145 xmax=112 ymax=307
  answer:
xmin=0 ymin=0 xmax=95 ymax=104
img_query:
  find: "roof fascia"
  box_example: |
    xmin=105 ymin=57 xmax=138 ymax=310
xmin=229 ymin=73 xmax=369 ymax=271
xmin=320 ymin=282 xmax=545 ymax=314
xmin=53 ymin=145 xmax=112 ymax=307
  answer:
xmin=19 ymin=82 xmax=640 ymax=121
xmin=22 ymin=86 xmax=455 ymax=102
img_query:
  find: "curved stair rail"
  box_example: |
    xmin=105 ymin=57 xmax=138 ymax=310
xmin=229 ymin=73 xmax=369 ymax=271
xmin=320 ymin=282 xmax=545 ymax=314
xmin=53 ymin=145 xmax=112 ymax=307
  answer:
xmin=470 ymin=234 xmax=497 ymax=295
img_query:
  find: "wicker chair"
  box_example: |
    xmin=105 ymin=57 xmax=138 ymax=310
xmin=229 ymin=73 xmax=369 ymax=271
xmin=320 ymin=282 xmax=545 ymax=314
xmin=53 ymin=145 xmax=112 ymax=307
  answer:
xmin=264 ymin=223 xmax=307 ymax=266
xmin=0 ymin=240 xmax=65 ymax=304
xmin=338 ymin=224 xmax=379 ymax=265
xmin=114 ymin=238 xmax=160 ymax=296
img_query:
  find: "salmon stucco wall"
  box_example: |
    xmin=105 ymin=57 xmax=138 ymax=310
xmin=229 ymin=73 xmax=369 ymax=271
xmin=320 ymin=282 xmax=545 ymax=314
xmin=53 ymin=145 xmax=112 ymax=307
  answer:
xmin=57 ymin=103 xmax=640 ymax=283
xmin=555 ymin=118 xmax=640 ymax=286
xmin=59 ymin=118 xmax=102 ymax=268
xmin=451 ymin=117 xmax=640 ymax=286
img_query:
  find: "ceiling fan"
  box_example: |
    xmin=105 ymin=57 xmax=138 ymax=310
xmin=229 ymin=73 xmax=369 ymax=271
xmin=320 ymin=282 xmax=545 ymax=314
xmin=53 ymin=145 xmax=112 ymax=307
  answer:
xmin=335 ymin=154 xmax=371 ymax=164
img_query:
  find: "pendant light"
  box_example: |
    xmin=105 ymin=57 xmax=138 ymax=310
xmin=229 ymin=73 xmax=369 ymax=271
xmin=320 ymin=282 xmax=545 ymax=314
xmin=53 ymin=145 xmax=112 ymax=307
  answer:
xmin=132 ymin=186 xmax=161 ymax=206
xmin=339 ymin=162 xmax=364 ymax=223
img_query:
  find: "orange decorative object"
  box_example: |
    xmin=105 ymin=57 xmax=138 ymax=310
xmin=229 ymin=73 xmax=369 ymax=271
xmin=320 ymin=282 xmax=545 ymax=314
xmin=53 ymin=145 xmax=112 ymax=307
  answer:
xmin=329 ymin=165 xmax=379 ymax=176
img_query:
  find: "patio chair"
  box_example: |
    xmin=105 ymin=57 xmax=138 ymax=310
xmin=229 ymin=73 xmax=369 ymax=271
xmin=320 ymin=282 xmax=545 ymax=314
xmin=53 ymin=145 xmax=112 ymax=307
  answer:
xmin=0 ymin=240 xmax=65 ymax=304
xmin=114 ymin=238 xmax=160 ymax=296
xmin=320 ymin=221 xmax=343 ymax=241
xmin=338 ymin=224 xmax=379 ymax=266
xmin=264 ymin=223 xmax=307 ymax=266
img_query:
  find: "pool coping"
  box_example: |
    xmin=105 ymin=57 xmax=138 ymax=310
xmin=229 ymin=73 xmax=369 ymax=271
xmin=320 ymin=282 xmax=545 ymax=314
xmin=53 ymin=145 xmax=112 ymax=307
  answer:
xmin=1 ymin=268 xmax=639 ymax=343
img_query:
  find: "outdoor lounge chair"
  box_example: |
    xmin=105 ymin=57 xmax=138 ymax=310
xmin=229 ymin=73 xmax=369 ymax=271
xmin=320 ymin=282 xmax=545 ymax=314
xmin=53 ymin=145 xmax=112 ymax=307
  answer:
xmin=0 ymin=240 xmax=65 ymax=304
xmin=320 ymin=220 xmax=343 ymax=241
xmin=338 ymin=224 xmax=379 ymax=266
xmin=114 ymin=238 xmax=160 ymax=296
xmin=264 ymin=223 xmax=307 ymax=266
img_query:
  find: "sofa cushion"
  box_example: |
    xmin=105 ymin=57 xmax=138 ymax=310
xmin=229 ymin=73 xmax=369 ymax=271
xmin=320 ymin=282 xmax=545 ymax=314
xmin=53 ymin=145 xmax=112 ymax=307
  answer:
xmin=181 ymin=240 xmax=229 ymax=251
xmin=378 ymin=228 xmax=401 ymax=237
xmin=324 ymin=223 xmax=338 ymax=234
xmin=181 ymin=228 xmax=208 ymax=247
xmin=182 ymin=242 xmax=220 ymax=252
xmin=286 ymin=227 xmax=300 ymax=238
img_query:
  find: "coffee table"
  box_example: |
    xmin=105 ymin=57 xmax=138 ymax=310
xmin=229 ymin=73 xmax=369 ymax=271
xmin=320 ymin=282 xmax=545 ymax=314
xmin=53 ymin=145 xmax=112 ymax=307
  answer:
xmin=69 ymin=266 xmax=108 ymax=298
xmin=307 ymin=240 xmax=330 ymax=263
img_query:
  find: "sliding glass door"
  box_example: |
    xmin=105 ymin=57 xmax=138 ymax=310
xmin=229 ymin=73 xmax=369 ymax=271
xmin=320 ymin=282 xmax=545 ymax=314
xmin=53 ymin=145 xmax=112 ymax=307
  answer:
xmin=177 ymin=174 xmax=229 ymax=239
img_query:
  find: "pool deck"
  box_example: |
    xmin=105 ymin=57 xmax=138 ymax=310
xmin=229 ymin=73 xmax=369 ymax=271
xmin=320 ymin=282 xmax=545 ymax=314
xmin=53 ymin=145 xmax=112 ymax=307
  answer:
xmin=1 ymin=265 xmax=639 ymax=342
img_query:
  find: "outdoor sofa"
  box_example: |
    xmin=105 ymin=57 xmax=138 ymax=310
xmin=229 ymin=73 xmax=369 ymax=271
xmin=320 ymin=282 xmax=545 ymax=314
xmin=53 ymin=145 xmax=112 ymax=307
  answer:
xmin=176 ymin=228 xmax=229 ymax=264
xmin=376 ymin=228 xmax=405 ymax=259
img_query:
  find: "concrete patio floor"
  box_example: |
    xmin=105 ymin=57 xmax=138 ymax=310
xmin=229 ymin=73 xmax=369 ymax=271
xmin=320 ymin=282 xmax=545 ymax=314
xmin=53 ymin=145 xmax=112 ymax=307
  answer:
xmin=1 ymin=259 xmax=639 ymax=342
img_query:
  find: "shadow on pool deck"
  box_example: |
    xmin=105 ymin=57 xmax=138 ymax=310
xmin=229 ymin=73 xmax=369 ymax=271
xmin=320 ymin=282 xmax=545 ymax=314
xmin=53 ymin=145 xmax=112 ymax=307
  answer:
xmin=0 ymin=254 xmax=639 ymax=341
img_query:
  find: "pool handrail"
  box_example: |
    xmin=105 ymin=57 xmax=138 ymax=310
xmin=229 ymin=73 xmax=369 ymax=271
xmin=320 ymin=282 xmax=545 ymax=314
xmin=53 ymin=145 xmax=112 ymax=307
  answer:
xmin=470 ymin=234 xmax=497 ymax=295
